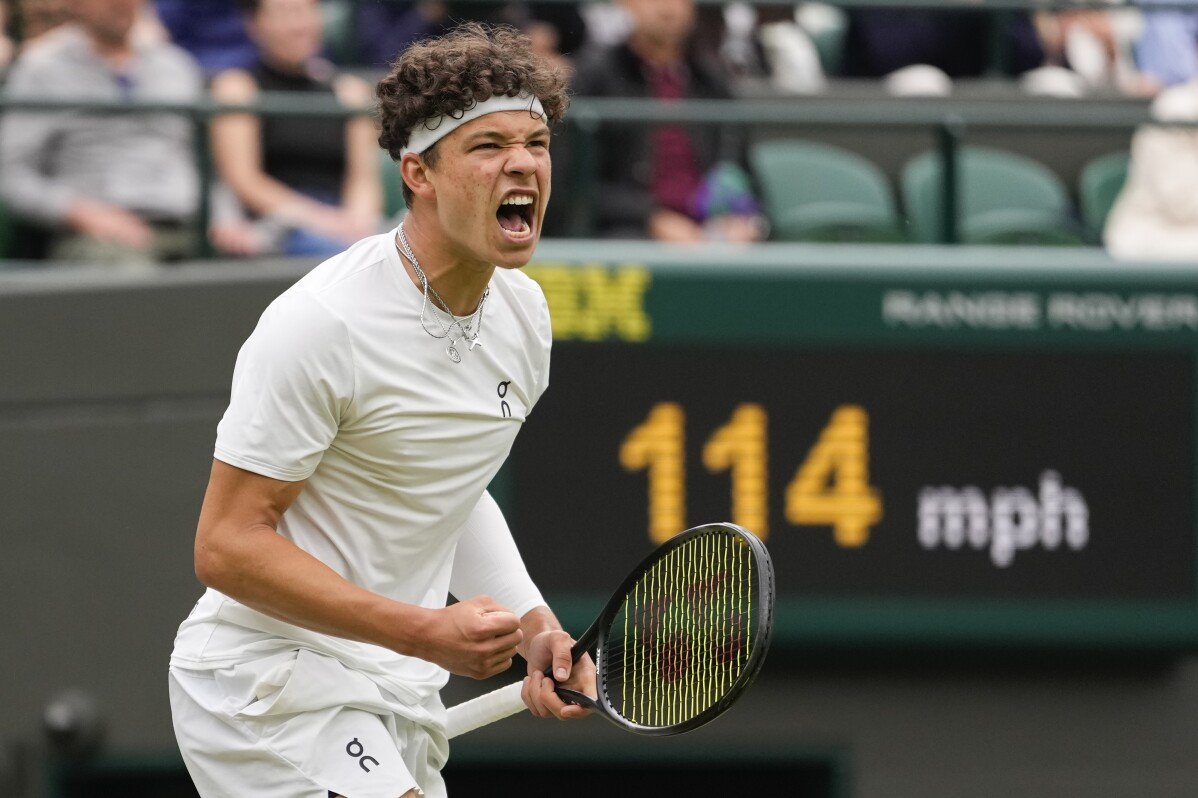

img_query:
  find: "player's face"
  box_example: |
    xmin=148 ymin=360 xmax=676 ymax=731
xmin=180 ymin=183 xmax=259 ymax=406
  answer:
xmin=249 ymin=0 xmax=324 ymax=68
xmin=425 ymin=110 xmax=552 ymax=270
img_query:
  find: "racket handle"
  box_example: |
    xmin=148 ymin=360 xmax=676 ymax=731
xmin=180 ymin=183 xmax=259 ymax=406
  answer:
xmin=445 ymin=681 xmax=526 ymax=739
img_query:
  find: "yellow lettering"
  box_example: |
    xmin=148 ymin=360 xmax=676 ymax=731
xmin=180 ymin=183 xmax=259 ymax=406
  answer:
xmin=526 ymin=264 xmax=651 ymax=342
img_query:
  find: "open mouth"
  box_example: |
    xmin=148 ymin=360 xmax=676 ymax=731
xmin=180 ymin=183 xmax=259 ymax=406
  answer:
xmin=496 ymin=194 xmax=536 ymax=241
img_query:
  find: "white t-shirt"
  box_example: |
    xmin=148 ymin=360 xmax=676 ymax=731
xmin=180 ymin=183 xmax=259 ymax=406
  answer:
xmin=170 ymin=228 xmax=551 ymax=716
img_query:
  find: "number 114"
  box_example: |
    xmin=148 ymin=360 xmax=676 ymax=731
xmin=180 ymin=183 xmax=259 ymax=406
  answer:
xmin=619 ymin=403 xmax=883 ymax=546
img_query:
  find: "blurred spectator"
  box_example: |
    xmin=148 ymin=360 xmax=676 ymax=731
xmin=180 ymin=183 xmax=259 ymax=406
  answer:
xmin=13 ymin=0 xmax=68 ymax=43
xmin=757 ymin=18 xmax=826 ymax=95
xmin=1019 ymin=64 xmax=1089 ymax=98
xmin=1104 ymin=78 xmax=1198 ymax=261
xmin=435 ymin=2 xmax=582 ymax=80
xmin=572 ymin=0 xmax=764 ymax=243
xmin=0 ymin=0 xmax=211 ymax=265
xmin=578 ymin=1 xmax=632 ymax=48
xmin=355 ymin=0 xmax=444 ymax=69
xmin=719 ymin=2 xmax=770 ymax=80
xmin=447 ymin=2 xmax=587 ymax=56
xmin=884 ymin=63 xmax=953 ymax=96
xmin=209 ymin=0 xmax=382 ymax=256
xmin=0 ymin=2 xmax=14 ymax=70
xmin=1135 ymin=0 xmax=1198 ymax=89
xmin=1034 ymin=7 xmax=1156 ymax=96
xmin=755 ymin=4 xmax=836 ymax=95
xmin=154 ymin=0 xmax=256 ymax=75
xmin=525 ymin=1 xmax=587 ymax=56
xmin=841 ymin=9 xmax=1043 ymax=80
xmin=523 ymin=15 xmax=571 ymax=77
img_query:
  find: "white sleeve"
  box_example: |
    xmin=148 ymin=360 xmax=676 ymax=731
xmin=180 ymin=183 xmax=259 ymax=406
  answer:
xmin=449 ymin=491 xmax=546 ymax=618
xmin=214 ymin=289 xmax=356 ymax=482
xmin=534 ymin=290 xmax=552 ymax=407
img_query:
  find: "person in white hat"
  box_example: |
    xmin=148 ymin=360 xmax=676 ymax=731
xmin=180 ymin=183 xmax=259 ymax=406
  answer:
xmin=1105 ymin=77 xmax=1198 ymax=261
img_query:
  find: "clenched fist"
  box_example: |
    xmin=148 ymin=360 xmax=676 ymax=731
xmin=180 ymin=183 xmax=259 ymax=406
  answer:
xmin=417 ymin=596 xmax=523 ymax=679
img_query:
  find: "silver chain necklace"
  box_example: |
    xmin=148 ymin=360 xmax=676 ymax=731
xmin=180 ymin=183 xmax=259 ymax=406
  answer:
xmin=396 ymin=223 xmax=489 ymax=363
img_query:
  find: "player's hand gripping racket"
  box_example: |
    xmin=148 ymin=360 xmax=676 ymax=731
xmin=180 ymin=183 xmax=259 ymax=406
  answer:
xmin=445 ymin=522 xmax=775 ymax=738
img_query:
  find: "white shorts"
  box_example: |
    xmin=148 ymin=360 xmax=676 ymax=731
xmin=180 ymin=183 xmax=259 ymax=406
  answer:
xmin=169 ymin=649 xmax=448 ymax=798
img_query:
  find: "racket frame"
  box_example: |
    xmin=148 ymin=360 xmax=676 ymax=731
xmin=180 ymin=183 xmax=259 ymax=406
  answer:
xmin=561 ymin=522 xmax=775 ymax=736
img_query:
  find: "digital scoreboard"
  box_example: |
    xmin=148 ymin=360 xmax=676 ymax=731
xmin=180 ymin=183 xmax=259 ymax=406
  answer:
xmin=503 ymin=245 xmax=1198 ymax=650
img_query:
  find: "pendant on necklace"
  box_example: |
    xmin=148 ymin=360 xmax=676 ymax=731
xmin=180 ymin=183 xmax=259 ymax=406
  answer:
xmin=446 ymin=342 xmax=462 ymax=363
xmin=468 ymin=337 xmax=482 ymax=351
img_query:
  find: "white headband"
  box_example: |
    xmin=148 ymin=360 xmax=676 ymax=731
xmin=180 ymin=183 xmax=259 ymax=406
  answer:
xmin=400 ymin=94 xmax=547 ymax=158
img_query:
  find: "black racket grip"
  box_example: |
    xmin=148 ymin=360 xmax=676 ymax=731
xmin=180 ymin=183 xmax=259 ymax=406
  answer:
xmin=554 ymin=687 xmax=599 ymax=710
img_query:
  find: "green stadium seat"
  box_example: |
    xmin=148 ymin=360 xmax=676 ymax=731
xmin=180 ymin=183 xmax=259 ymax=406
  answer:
xmin=1078 ymin=151 xmax=1130 ymax=244
xmin=321 ymin=0 xmax=356 ymax=64
xmin=901 ymin=146 xmax=1085 ymax=245
xmin=749 ymin=139 xmax=905 ymax=243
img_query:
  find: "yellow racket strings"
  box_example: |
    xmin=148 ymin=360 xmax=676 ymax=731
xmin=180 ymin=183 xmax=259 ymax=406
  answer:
xmin=601 ymin=531 xmax=755 ymax=727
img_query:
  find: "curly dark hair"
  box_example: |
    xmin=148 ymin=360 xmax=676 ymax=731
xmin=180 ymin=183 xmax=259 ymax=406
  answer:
xmin=376 ymin=23 xmax=570 ymax=203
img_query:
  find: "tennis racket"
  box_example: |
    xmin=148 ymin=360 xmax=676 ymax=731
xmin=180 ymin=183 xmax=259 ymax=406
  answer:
xmin=445 ymin=522 xmax=775 ymax=738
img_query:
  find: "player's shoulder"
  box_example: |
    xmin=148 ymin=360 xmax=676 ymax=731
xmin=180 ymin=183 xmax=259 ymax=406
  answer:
xmin=292 ymin=231 xmax=393 ymax=298
xmin=258 ymin=279 xmax=349 ymax=347
xmin=492 ymin=266 xmax=548 ymax=307
xmin=271 ymin=232 xmax=403 ymax=344
xmin=261 ymin=235 xmax=391 ymax=325
xmin=491 ymin=268 xmax=552 ymax=355
xmin=492 ymin=268 xmax=550 ymax=327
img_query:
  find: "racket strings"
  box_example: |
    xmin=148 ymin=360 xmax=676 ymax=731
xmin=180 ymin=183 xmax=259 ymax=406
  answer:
xmin=599 ymin=530 xmax=758 ymax=728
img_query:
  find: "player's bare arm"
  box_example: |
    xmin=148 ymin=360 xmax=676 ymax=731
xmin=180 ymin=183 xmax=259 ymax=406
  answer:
xmin=194 ymin=459 xmax=522 ymax=679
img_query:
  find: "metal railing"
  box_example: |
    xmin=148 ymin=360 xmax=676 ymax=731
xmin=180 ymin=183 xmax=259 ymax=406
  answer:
xmin=0 ymin=95 xmax=358 ymax=257
xmin=0 ymin=92 xmax=1176 ymax=252
xmin=562 ymin=95 xmax=1160 ymax=241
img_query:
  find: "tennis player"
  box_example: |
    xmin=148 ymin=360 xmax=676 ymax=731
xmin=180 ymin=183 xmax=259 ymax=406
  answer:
xmin=168 ymin=23 xmax=592 ymax=798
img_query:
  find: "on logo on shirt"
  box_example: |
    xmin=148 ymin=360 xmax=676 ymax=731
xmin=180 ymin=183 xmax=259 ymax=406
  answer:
xmin=498 ymin=381 xmax=513 ymax=418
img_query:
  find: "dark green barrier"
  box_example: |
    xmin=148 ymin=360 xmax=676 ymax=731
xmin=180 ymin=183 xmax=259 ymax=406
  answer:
xmin=519 ymin=242 xmax=1198 ymax=650
xmin=45 ymin=743 xmax=846 ymax=798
